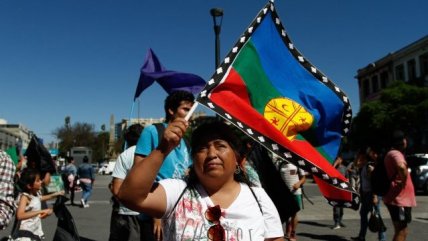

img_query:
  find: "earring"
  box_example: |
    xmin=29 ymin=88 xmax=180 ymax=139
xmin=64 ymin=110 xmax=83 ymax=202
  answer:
xmin=235 ymin=164 xmax=242 ymax=174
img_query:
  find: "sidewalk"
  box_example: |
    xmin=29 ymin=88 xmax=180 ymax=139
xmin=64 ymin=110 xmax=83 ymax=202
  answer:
xmin=295 ymin=185 xmax=428 ymax=241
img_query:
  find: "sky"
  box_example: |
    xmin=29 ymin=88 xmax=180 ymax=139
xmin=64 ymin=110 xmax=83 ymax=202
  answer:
xmin=1 ymin=0 xmax=427 ymax=144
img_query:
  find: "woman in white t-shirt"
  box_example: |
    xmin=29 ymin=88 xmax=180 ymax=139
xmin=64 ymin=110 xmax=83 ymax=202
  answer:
xmin=119 ymin=119 xmax=284 ymax=241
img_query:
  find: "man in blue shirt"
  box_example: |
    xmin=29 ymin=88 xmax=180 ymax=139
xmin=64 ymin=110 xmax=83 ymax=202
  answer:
xmin=134 ymin=90 xmax=194 ymax=240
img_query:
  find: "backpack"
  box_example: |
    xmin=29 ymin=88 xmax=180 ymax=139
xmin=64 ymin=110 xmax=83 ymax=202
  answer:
xmin=371 ymin=158 xmax=390 ymax=196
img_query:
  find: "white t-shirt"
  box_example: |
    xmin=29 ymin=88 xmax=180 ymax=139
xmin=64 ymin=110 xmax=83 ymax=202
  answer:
xmin=159 ymin=179 xmax=283 ymax=241
xmin=18 ymin=193 xmax=44 ymax=237
xmin=112 ymin=146 xmax=139 ymax=215
xmin=280 ymin=163 xmax=305 ymax=195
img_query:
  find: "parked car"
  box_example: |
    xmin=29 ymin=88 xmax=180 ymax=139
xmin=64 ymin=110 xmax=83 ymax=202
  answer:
xmin=98 ymin=160 xmax=116 ymax=175
xmin=407 ymin=153 xmax=428 ymax=194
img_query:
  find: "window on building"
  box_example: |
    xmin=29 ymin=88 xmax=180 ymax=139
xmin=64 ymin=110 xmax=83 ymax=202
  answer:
xmin=363 ymin=78 xmax=370 ymax=97
xmin=407 ymin=59 xmax=416 ymax=81
xmin=371 ymin=75 xmax=379 ymax=93
xmin=395 ymin=64 xmax=405 ymax=81
xmin=380 ymin=71 xmax=388 ymax=88
xmin=420 ymin=53 xmax=428 ymax=80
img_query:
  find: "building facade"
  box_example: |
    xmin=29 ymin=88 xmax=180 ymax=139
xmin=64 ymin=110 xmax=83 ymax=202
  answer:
xmin=355 ymin=35 xmax=428 ymax=152
xmin=356 ymin=35 xmax=428 ymax=106
xmin=114 ymin=111 xmax=207 ymax=141
xmin=0 ymin=119 xmax=32 ymax=152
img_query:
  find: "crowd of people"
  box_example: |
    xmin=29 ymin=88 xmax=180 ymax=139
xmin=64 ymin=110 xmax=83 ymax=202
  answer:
xmin=0 ymin=91 xmax=419 ymax=241
xmin=0 ymin=145 xmax=95 ymax=240
xmin=334 ymin=130 xmax=417 ymax=241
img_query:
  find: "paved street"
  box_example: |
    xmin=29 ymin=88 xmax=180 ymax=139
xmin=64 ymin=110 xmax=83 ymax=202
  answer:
xmin=1 ymin=174 xmax=427 ymax=241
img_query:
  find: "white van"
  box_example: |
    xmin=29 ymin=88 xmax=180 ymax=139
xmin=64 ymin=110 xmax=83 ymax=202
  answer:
xmin=98 ymin=160 xmax=116 ymax=175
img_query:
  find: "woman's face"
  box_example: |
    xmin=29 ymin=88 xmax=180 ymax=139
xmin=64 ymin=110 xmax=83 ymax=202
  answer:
xmin=193 ymin=139 xmax=238 ymax=180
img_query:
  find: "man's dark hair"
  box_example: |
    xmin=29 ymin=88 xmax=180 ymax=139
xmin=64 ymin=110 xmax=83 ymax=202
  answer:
xmin=124 ymin=124 xmax=143 ymax=146
xmin=164 ymin=90 xmax=194 ymax=122
xmin=83 ymin=156 xmax=89 ymax=163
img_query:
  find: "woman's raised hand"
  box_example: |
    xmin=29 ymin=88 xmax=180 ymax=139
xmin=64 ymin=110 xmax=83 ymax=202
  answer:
xmin=159 ymin=118 xmax=188 ymax=153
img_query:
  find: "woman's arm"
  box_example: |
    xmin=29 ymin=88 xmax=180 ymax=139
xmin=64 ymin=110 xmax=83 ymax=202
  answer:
xmin=41 ymin=190 xmax=64 ymax=202
xmin=118 ymin=118 xmax=188 ymax=217
xmin=395 ymin=162 xmax=408 ymax=188
xmin=16 ymin=195 xmax=52 ymax=221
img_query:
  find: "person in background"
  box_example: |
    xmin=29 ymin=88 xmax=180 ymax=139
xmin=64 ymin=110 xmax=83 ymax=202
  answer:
xmin=351 ymin=146 xmax=386 ymax=241
xmin=77 ymin=156 xmax=94 ymax=208
xmin=383 ymin=130 xmax=416 ymax=241
xmin=63 ymin=156 xmax=78 ymax=205
xmin=280 ymin=162 xmax=306 ymax=241
xmin=14 ymin=168 xmax=64 ymax=240
xmin=0 ymin=150 xmax=16 ymax=230
xmin=331 ymin=156 xmax=347 ymax=230
xmin=347 ymin=151 xmax=363 ymax=194
xmin=118 ymin=120 xmax=284 ymax=240
xmin=132 ymin=90 xmax=194 ymax=240
xmin=109 ymin=123 xmax=144 ymax=241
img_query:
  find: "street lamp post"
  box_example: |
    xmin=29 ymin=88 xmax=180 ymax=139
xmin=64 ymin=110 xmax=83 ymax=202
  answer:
xmin=210 ymin=8 xmax=223 ymax=68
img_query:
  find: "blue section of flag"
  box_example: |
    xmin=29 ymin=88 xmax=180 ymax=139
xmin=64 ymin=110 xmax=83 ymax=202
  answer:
xmin=250 ymin=12 xmax=344 ymax=160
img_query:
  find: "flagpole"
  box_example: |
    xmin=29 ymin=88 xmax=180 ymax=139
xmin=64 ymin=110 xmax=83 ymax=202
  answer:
xmin=129 ymin=101 xmax=135 ymax=123
xmin=185 ymin=102 xmax=198 ymax=121
xmin=139 ymin=98 xmax=142 ymax=121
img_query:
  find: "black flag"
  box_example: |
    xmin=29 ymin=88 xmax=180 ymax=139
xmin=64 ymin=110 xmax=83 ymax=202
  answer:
xmin=247 ymin=142 xmax=300 ymax=222
xmin=24 ymin=135 xmax=56 ymax=174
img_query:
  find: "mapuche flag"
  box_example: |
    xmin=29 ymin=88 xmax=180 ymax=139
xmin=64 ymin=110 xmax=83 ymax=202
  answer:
xmin=134 ymin=48 xmax=206 ymax=100
xmin=196 ymin=1 xmax=358 ymax=209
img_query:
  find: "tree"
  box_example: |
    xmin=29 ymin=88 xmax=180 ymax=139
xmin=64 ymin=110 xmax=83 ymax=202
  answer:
xmin=94 ymin=131 xmax=109 ymax=163
xmin=65 ymin=116 xmax=71 ymax=129
xmin=349 ymin=81 xmax=428 ymax=152
xmin=53 ymin=117 xmax=125 ymax=162
xmin=53 ymin=120 xmax=97 ymax=157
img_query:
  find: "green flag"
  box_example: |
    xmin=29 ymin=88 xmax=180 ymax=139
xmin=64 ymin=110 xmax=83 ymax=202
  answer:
xmin=5 ymin=147 xmax=18 ymax=166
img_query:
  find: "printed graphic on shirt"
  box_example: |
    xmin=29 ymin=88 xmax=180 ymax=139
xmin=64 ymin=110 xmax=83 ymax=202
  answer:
xmin=163 ymin=187 xmax=266 ymax=241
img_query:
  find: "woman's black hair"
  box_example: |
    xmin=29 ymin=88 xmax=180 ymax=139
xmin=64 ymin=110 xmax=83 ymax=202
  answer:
xmin=190 ymin=121 xmax=242 ymax=158
xmin=17 ymin=168 xmax=40 ymax=193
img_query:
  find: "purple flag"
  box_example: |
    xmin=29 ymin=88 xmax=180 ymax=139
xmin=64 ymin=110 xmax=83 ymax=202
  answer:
xmin=133 ymin=48 xmax=206 ymax=100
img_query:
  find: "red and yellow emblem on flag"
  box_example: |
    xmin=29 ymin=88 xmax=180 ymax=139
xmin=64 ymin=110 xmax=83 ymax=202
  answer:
xmin=264 ymin=98 xmax=314 ymax=140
